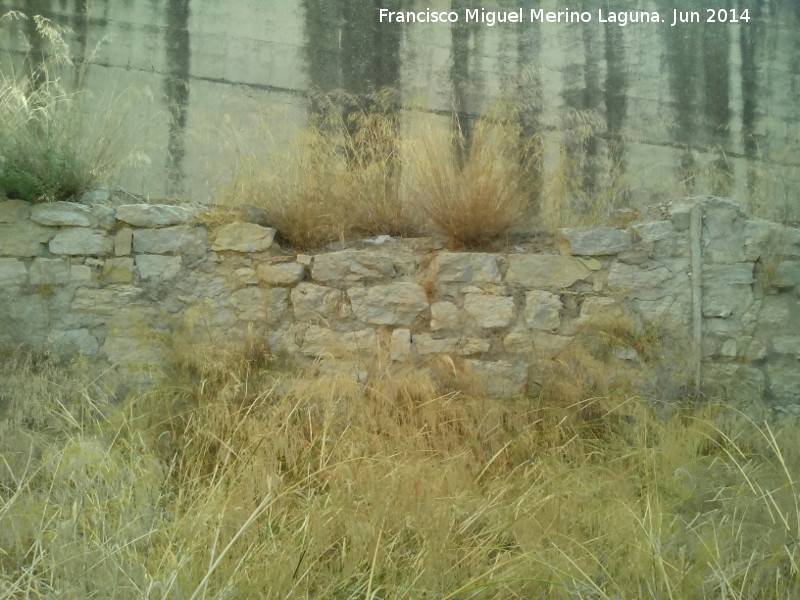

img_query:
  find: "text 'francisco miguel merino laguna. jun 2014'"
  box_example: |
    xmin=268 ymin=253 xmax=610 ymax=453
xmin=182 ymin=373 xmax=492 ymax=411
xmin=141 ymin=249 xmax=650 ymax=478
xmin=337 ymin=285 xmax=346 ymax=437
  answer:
xmin=378 ymin=7 xmax=753 ymax=27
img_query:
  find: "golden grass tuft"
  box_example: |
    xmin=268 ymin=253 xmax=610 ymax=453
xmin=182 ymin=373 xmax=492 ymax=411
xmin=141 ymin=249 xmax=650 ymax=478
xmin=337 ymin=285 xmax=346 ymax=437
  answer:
xmin=406 ymin=104 xmax=542 ymax=249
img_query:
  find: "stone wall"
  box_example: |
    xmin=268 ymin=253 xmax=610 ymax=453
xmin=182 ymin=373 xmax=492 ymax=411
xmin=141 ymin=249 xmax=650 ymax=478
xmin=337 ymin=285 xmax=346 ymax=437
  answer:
xmin=1 ymin=196 xmax=798 ymax=403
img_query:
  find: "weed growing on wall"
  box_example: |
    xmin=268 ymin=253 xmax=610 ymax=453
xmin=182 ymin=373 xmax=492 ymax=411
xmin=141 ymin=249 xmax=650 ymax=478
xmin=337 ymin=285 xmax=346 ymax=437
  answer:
xmin=406 ymin=102 xmax=542 ymax=248
xmin=0 ymin=11 xmax=150 ymax=203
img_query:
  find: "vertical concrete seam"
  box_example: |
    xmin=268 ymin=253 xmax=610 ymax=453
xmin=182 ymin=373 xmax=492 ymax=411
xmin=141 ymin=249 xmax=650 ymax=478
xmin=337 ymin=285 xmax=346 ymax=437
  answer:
xmin=690 ymin=203 xmax=703 ymax=395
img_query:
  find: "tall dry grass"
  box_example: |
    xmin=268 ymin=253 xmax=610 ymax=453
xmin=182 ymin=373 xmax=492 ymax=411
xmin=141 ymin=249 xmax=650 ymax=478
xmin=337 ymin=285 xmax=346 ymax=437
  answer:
xmin=2 ymin=345 xmax=799 ymax=599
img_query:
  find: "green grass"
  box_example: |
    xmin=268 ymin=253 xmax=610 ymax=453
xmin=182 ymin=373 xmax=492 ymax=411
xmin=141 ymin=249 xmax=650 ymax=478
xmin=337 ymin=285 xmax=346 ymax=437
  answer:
xmin=0 ymin=11 xmax=150 ymax=203
xmin=2 ymin=348 xmax=798 ymax=599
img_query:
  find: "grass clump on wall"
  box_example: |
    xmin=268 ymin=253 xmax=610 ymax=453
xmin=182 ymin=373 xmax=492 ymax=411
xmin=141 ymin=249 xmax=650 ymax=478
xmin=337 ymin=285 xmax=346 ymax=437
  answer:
xmin=0 ymin=11 xmax=149 ymax=203
xmin=2 ymin=347 xmax=799 ymax=599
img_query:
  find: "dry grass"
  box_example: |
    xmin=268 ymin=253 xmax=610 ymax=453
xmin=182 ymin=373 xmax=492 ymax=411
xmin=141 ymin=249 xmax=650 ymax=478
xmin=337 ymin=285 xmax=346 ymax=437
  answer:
xmin=0 ymin=11 xmax=151 ymax=203
xmin=220 ymin=91 xmax=415 ymax=250
xmin=2 ymin=343 xmax=799 ymax=599
xmin=406 ymin=103 xmax=542 ymax=249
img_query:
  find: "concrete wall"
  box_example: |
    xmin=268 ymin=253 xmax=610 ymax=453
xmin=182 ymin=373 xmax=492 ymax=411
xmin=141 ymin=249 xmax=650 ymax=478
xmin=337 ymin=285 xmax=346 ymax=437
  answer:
xmin=1 ymin=196 xmax=798 ymax=403
xmin=1 ymin=0 xmax=798 ymax=221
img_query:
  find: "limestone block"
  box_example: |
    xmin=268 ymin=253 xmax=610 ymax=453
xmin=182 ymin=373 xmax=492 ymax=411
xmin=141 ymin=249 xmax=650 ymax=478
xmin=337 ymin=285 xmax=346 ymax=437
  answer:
xmin=79 ymin=188 xmax=110 ymax=204
xmin=773 ymin=261 xmax=800 ymax=290
xmin=634 ymin=221 xmax=674 ymax=243
xmin=702 ymin=285 xmax=753 ymax=318
xmin=257 ymin=262 xmax=305 ymax=285
xmin=772 ymin=336 xmax=800 ymax=359
xmin=430 ymin=252 xmax=500 ymax=283
xmin=506 ymin=255 xmax=590 ymax=289
xmin=556 ymin=227 xmax=632 ymax=256
xmin=100 ymin=258 xmax=134 ymax=283
xmin=702 ymin=263 xmax=754 ymax=287
xmin=300 ymin=325 xmax=377 ymax=358
xmin=31 ymin=201 xmax=94 ymax=227
xmin=296 ymin=254 xmax=313 ymax=266
xmin=115 ymin=229 xmax=133 ymax=256
xmin=48 ymin=329 xmax=100 ymax=356
xmin=0 ymin=222 xmax=52 ymax=256
xmin=412 ymin=333 xmax=489 ymax=356
xmin=72 ymin=286 xmax=142 ymax=315
xmin=743 ymin=219 xmax=780 ymax=261
xmin=767 ymin=359 xmax=800 ymax=403
xmin=133 ymin=226 xmax=205 ymax=254
xmin=211 ymin=223 xmax=275 ymax=252
xmin=70 ymin=264 xmax=92 ymax=281
xmin=0 ymin=258 xmax=27 ymax=285
xmin=348 ymin=282 xmax=428 ymax=326
xmin=463 ymin=360 xmax=528 ymax=398
xmin=135 ymin=254 xmax=182 ymax=281
xmin=0 ymin=199 xmax=31 ymax=223
xmin=704 ymin=362 xmax=767 ymax=401
xmin=702 ymin=199 xmax=746 ymax=263
xmin=235 ymin=267 xmax=258 ymax=285
xmin=291 ymin=282 xmax=351 ymax=321
xmin=312 ymin=250 xmax=395 ymax=284
xmin=580 ymin=296 xmax=616 ymax=320
xmin=430 ymin=301 xmax=465 ymax=331
xmin=463 ymin=293 xmax=515 ymax=328
xmin=50 ymin=228 xmax=112 ymax=256
xmin=668 ymin=200 xmax=693 ymax=231
xmin=229 ymin=286 xmax=288 ymax=323
xmin=504 ymin=331 xmax=572 ymax=357
xmin=29 ymin=258 xmax=70 ymax=285
xmin=116 ymin=204 xmax=195 ymax=227
xmin=391 ymin=328 xmax=411 ymax=361
xmin=756 ymin=295 xmax=794 ymax=328
xmin=608 ymin=262 xmax=681 ymax=300
xmin=524 ymin=290 xmax=562 ymax=331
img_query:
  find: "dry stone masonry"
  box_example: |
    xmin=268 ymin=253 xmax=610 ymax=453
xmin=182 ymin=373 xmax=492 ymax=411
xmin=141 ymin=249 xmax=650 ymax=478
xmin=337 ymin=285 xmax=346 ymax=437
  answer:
xmin=0 ymin=196 xmax=798 ymax=403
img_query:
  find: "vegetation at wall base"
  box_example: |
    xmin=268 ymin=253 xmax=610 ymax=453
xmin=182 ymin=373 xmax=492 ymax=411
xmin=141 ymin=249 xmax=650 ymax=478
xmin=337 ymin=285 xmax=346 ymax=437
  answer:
xmin=2 ymin=347 xmax=799 ymax=599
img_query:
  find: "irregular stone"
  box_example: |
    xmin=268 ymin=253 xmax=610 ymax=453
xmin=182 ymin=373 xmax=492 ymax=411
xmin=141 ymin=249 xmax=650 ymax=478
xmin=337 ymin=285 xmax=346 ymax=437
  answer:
xmin=608 ymin=262 xmax=682 ymax=300
xmin=525 ymin=290 xmax=562 ymax=332
xmin=116 ymin=204 xmax=195 ymax=227
xmin=668 ymin=200 xmax=693 ymax=231
xmin=412 ymin=333 xmax=490 ymax=356
xmin=772 ymin=261 xmax=800 ymax=290
xmin=580 ymin=296 xmax=616 ymax=320
xmin=228 ymin=287 xmax=288 ymax=324
xmin=703 ymin=263 xmax=754 ymax=287
xmin=463 ymin=294 xmax=515 ymax=328
xmin=70 ymin=264 xmax=92 ymax=281
xmin=211 ymin=223 xmax=275 ymax=252
xmin=702 ymin=198 xmax=746 ymax=263
xmin=300 ymin=325 xmax=377 ymax=358
xmin=257 ymin=262 xmax=305 ymax=285
xmin=463 ymin=360 xmax=528 ymax=398
xmin=757 ymin=295 xmax=794 ymax=327
xmin=31 ymin=201 xmax=94 ymax=227
xmin=0 ymin=222 xmax=53 ymax=256
xmin=0 ymin=259 xmax=27 ymax=286
xmin=506 ymin=255 xmax=590 ymax=289
xmin=0 ymin=199 xmax=31 ymax=223
xmin=556 ymin=227 xmax=632 ymax=256
xmin=291 ymin=283 xmax=351 ymax=322
xmin=135 ymin=255 xmax=181 ymax=281
xmin=235 ymin=267 xmax=258 ymax=285
xmin=79 ymin=188 xmax=110 ymax=204
xmin=72 ymin=286 xmax=142 ymax=315
xmin=49 ymin=228 xmax=112 ymax=256
xmin=312 ymin=250 xmax=395 ymax=284
xmin=430 ymin=252 xmax=501 ymax=283
xmin=29 ymin=258 xmax=70 ymax=285
xmin=704 ymin=363 xmax=766 ymax=401
xmin=133 ymin=226 xmax=205 ymax=255
xmin=391 ymin=328 xmax=411 ymax=361
xmin=430 ymin=301 xmax=465 ymax=331
xmin=348 ymin=283 xmax=428 ymax=326
xmin=48 ymin=329 xmax=99 ymax=356
xmin=772 ymin=336 xmax=800 ymax=359
xmin=743 ymin=219 xmax=780 ymax=261
xmin=767 ymin=359 xmax=800 ymax=403
xmin=296 ymin=254 xmax=313 ymax=266
xmin=115 ymin=229 xmax=133 ymax=256
xmin=702 ymin=285 xmax=753 ymax=319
